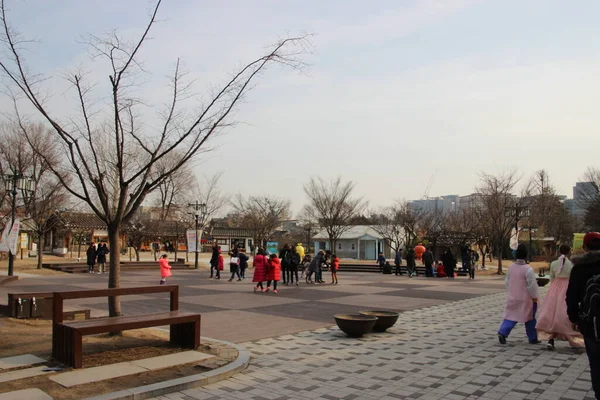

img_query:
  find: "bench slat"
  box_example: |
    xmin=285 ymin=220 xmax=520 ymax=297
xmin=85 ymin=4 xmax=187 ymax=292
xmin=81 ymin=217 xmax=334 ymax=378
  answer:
xmin=62 ymin=311 xmax=198 ymax=334
xmin=56 ymin=285 xmax=178 ymax=300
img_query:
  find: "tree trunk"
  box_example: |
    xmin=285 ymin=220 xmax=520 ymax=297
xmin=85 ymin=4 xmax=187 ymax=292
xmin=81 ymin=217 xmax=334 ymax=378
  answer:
xmin=496 ymin=239 xmax=503 ymax=274
xmin=174 ymin=237 xmax=178 ymax=262
xmin=107 ymin=225 xmax=122 ymax=318
xmin=77 ymin=242 xmax=82 ymax=259
xmin=36 ymin=235 xmax=44 ymax=269
xmin=135 ymin=248 xmax=141 ymax=262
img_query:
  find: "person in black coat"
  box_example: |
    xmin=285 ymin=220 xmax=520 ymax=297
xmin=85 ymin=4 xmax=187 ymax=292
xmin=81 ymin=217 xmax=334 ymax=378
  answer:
xmin=566 ymin=232 xmax=600 ymax=399
xmin=279 ymin=244 xmax=292 ymax=285
xmin=422 ymin=247 xmax=434 ymax=277
xmin=442 ymin=249 xmax=456 ymax=279
xmin=86 ymin=243 xmax=97 ymax=274
xmin=96 ymin=243 xmax=108 ymax=274
xmin=210 ymin=245 xmax=220 ymax=279
xmin=238 ymin=252 xmax=249 ymax=279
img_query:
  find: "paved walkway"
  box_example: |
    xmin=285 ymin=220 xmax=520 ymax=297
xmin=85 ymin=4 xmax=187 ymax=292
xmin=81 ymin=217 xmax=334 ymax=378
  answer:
xmin=149 ymin=291 xmax=595 ymax=400
xmin=0 ymin=270 xmax=507 ymax=343
xmin=1 ymin=270 xmax=595 ymax=398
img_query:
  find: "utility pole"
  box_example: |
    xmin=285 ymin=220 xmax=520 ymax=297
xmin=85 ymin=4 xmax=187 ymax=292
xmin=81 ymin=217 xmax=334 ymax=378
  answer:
xmin=188 ymin=201 xmax=206 ymax=269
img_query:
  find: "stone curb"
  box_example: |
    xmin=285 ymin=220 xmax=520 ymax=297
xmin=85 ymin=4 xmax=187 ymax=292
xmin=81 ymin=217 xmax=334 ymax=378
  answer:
xmin=81 ymin=337 xmax=250 ymax=400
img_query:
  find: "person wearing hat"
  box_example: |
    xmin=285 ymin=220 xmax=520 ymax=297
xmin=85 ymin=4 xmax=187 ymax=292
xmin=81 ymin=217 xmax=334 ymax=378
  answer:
xmin=566 ymin=232 xmax=600 ymax=399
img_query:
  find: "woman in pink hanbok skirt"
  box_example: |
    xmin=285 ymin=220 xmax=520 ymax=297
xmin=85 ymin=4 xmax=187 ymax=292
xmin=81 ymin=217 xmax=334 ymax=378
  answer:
xmin=536 ymin=245 xmax=583 ymax=350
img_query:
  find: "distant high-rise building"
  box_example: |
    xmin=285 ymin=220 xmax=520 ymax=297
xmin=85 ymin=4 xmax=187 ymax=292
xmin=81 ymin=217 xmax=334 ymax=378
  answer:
xmin=570 ymin=181 xmax=598 ymax=219
xmin=409 ymin=196 xmax=458 ymax=213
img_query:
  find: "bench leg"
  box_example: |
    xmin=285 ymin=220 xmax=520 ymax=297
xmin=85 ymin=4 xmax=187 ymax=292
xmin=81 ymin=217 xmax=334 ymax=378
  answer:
xmin=170 ymin=317 xmax=200 ymax=349
xmin=72 ymin=330 xmax=83 ymax=369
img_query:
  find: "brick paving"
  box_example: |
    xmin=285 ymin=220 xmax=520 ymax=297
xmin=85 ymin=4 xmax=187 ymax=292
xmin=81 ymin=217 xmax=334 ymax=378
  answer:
xmin=1 ymin=269 xmax=595 ymax=398
xmin=148 ymin=291 xmax=595 ymax=400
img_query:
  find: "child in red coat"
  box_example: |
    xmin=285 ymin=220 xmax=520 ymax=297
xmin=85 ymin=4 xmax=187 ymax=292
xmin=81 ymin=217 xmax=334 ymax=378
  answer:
xmin=266 ymin=253 xmax=281 ymax=293
xmin=159 ymin=254 xmax=172 ymax=285
xmin=331 ymin=254 xmax=339 ymax=284
xmin=216 ymin=251 xmax=224 ymax=280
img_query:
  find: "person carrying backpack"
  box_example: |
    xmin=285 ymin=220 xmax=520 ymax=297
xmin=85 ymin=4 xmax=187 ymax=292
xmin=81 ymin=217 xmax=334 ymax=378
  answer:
xmin=567 ymin=232 xmax=600 ymax=399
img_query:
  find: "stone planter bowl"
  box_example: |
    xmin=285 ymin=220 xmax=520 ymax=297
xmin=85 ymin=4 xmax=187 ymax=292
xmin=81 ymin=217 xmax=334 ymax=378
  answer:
xmin=334 ymin=314 xmax=377 ymax=337
xmin=359 ymin=310 xmax=400 ymax=332
xmin=536 ymin=277 xmax=550 ymax=287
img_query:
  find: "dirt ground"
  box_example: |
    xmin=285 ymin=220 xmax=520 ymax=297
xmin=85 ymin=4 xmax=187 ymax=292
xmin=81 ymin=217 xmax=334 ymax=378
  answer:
xmin=0 ymin=317 xmax=237 ymax=400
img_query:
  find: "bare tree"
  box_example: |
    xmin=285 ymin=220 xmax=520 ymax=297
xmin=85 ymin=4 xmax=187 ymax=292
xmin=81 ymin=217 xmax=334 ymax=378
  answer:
xmin=579 ymin=167 xmax=600 ymax=231
xmin=232 ymin=195 xmax=290 ymax=250
xmin=419 ymin=209 xmax=448 ymax=259
xmin=523 ymin=170 xmax=575 ymax=255
xmin=153 ymin=153 xmax=195 ymax=221
xmin=370 ymin=200 xmax=423 ymax=255
xmin=189 ymin=173 xmax=229 ymax=228
xmin=476 ymin=170 xmax=521 ymax=274
xmin=0 ymin=0 xmax=310 ymax=316
xmin=303 ymin=177 xmax=366 ymax=251
xmin=0 ymin=123 xmax=69 ymax=269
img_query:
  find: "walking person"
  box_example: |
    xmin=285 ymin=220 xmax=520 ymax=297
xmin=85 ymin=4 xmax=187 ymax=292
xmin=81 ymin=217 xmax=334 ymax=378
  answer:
xmin=536 ymin=245 xmax=583 ymax=350
xmin=331 ymin=254 xmax=339 ymax=284
xmin=210 ymin=245 xmax=221 ymax=279
xmin=469 ymin=250 xmax=477 ymax=279
xmin=86 ymin=243 xmax=97 ymax=274
xmin=228 ymin=249 xmax=241 ymax=282
xmin=97 ymin=243 xmax=108 ymax=274
xmin=300 ymin=254 xmax=311 ymax=280
xmin=394 ymin=250 xmax=403 ymax=276
xmin=406 ymin=249 xmax=417 ymax=277
xmin=252 ymin=248 xmax=268 ymax=292
xmin=498 ymin=244 xmax=540 ymax=345
xmin=289 ymin=246 xmax=300 ymax=286
xmin=239 ymin=251 xmax=249 ymax=279
xmin=279 ymin=244 xmax=292 ymax=285
xmin=307 ymin=251 xmax=323 ymax=283
xmin=462 ymin=246 xmax=473 ymax=280
xmin=159 ymin=254 xmax=172 ymax=285
xmin=377 ymin=252 xmax=386 ymax=274
xmin=423 ymin=247 xmax=434 ymax=277
xmin=566 ymin=232 xmax=600 ymax=399
xmin=266 ymin=253 xmax=281 ymax=294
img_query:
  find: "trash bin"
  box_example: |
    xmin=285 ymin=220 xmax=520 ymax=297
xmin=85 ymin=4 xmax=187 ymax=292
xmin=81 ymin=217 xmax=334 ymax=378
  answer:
xmin=12 ymin=297 xmax=31 ymax=318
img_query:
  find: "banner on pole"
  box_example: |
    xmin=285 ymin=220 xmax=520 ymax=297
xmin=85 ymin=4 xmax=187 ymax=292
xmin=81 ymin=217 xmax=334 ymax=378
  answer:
xmin=509 ymin=227 xmax=519 ymax=250
xmin=187 ymin=230 xmax=197 ymax=253
xmin=7 ymin=218 xmax=20 ymax=255
xmin=0 ymin=221 xmax=10 ymax=252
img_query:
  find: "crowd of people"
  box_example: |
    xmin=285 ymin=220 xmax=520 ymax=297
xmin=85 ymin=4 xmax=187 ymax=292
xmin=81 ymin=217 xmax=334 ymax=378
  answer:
xmin=498 ymin=234 xmax=600 ymax=399
xmin=387 ymin=245 xmax=479 ymax=279
xmin=202 ymin=243 xmax=340 ymax=293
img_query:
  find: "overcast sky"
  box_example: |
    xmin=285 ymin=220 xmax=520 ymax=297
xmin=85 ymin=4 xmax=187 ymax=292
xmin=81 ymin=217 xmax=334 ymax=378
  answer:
xmin=2 ymin=0 xmax=600 ymax=216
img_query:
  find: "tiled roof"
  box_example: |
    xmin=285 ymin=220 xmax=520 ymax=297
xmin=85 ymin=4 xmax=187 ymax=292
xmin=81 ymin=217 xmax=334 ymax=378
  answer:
xmin=210 ymin=227 xmax=253 ymax=238
xmin=312 ymin=225 xmax=384 ymax=240
xmin=60 ymin=212 xmax=107 ymax=230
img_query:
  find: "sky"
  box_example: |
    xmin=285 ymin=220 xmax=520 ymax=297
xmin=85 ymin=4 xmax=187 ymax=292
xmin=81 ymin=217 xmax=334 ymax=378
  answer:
xmin=2 ymin=0 xmax=600 ymax=216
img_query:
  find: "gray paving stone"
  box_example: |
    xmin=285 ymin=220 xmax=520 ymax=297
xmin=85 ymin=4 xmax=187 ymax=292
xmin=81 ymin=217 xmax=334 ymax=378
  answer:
xmin=0 ymin=388 xmax=53 ymax=400
xmin=0 ymin=354 xmax=46 ymax=369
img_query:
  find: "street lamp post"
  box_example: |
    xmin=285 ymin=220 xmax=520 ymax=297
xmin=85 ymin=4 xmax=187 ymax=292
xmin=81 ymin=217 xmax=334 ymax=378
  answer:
xmin=4 ymin=173 xmax=36 ymax=276
xmin=188 ymin=201 xmax=206 ymax=269
xmin=505 ymin=204 xmax=530 ymax=259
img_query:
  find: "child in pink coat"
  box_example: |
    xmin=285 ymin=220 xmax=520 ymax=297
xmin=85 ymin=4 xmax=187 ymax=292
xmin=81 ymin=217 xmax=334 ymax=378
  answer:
xmin=159 ymin=254 xmax=172 ymax=285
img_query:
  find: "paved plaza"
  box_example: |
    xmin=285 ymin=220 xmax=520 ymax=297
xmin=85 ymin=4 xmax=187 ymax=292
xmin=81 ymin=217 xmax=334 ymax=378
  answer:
xmin=0 ymin=269 xmax=596 ymax=399
xmin=150 ymin=291 xmax=595 ymax=400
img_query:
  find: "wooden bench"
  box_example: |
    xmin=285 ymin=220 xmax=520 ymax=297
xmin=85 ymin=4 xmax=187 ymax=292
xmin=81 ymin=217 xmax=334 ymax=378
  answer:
xmin=52 ymin=285 xmax=200 ymax=368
